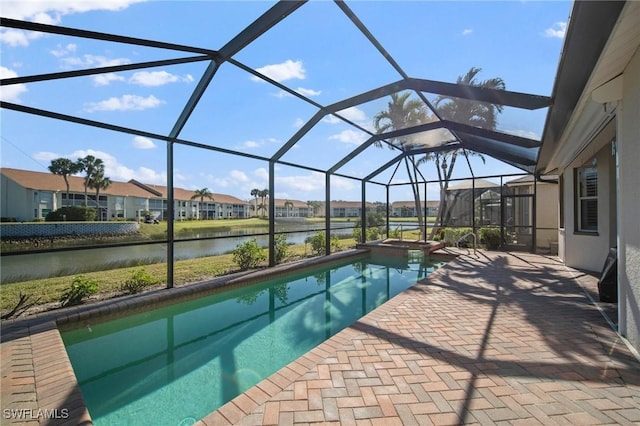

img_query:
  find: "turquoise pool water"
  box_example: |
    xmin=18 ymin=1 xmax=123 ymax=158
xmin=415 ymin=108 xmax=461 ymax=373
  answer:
xmin=62 ymin=253 xmax=445 ymax=426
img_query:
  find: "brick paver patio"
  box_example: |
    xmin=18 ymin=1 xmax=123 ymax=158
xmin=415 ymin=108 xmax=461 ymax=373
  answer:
xmin=2 ymin=250 xmax=639 ymax=425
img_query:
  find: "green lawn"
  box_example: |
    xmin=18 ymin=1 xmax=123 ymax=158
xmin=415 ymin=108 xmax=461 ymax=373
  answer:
xmin=0 ymin=237 xmax=361 ymax=316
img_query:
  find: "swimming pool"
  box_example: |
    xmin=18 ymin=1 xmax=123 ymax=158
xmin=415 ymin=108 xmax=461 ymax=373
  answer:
xmin=62 ymin=253 xmax=446 ymax=425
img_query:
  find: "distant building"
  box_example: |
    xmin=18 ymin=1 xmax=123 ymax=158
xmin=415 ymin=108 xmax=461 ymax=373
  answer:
xmin=327 ymin=201 xmax=374 ymax=218
xmin=0 ymin=168 xmax=249 ymax=221
xmin=273 ymin=199 xmax=312 ymax=217
xmin=390 ymin=201 xmax=439 ymax=217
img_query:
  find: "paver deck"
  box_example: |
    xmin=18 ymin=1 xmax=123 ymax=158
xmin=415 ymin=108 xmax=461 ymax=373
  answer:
xmin=2 ymin=250 xmax=639 ymax=425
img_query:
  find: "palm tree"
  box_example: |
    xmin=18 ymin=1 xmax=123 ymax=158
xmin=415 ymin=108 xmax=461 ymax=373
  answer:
xmin=48 ymin=158 xmax=82 ymax=207
xmin=78 ymin=155 xmax=104 ymax=207
xmin=191 ymin=188 xmax=215 ymax=220
xmin=374 ymin=92 xmax=430 ymax=239
xmin=421 ymin=67 xmax=500 ymax=235
xmin=284 ymin=200 xmax=294 ymax=217
xmin=250 ymin=188 xmax=260 ymax=217
xmin=88 ymin=172 xmax=111 ymax=220
xmin=258 ymin=189 xmax=269 ymax=218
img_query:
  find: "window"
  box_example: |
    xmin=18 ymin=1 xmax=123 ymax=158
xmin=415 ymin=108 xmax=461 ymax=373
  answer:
xmin=576 ymin=166 xmax=597 ymax=232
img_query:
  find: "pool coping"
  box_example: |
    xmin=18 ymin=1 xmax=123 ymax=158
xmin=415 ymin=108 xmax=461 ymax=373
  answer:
xmin=1 ymin=248 xmax=454 ymax=425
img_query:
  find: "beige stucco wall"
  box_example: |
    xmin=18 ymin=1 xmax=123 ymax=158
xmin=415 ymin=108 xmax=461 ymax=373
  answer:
xmin=0 ymin=176 xmax=52 ymax=221
xmin=617 ymin=48 xmax=640 ymax=350
xmin=535 ymin=182 xmax=558 ymax=250
xmin=562 ymin=142 xmax=615 ymax=272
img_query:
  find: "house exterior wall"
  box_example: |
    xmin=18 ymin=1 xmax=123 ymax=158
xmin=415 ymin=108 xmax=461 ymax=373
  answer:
xmin=533 ymin=183 xmax=559 ymax=250
xmin=1 ymin=176 xmax=32 ymax=221
xmin=562 ymin=143 xmax=615 ymax=272
xmin=618 ymin=48 xmax=640 ymax=350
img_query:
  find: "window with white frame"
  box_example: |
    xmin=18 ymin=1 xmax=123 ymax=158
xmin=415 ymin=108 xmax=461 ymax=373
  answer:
xmin=576 ymin=166 xmax=597 ymax=232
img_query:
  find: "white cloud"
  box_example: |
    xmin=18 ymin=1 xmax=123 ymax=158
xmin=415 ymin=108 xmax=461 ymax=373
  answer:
xmin=254 ymin=168 xmax=269 ymax=181
xmin=49 ymin=43 xmax=77 ymax=58
xmin=132 ymin=136 xmax=156 ymax=149
xmin=324 ymin=107 xmax=368 ymax=125
xmin=544 ymin=22 xmax=566 ymax=39
xmin=129 ymin=71 xmax=193 ymax=87
xmin=239 ymin=140 xmax=262 ymax=149
xmin=252 ymin=59 xmax=305 ymax=83
xmin=230 ymin=170 xmax=249 ymax=183
xmin=1 ymin=1 xmax=146 ymax=46
xmin=462 ymin=29 xmax=473 ymax=36
xmin=84 ymin=94 xmax=165 ymax=112
xmin=294 ymin=118 xmax=305 ymax=128
xmin=329 ymin=129 xmax=367 ymax=145
xmin=94 ymin=73 xmax=126 ymax=86
xmin=34 ymin=148 xmax=167 ymax=184
xmin=274 ymin=87 xmax=321 ymax=99
xmin=0 ymin=66 xmax=27 ymax=102
xmin=295 ymin=87 xmax=321 ymax=97
xmin=61 ymin=54 xmax=130 ymax=69
xmin=0 ymin=29 xmax=33 ymax=47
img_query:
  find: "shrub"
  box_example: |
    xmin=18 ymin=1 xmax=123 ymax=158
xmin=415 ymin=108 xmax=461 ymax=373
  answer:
xmin=274 ymin=233 xmax=289 ymax=264
xmin=479 ymin=227 xmax=502 ymax=250
xmin=46 ymin=206 xmax=96 ymax=221
xmin=352 ymin=226 xmax=382 ymax=242
xmin=388 ymin=228 xmax=402 ymax=239
xmin=120 ymin=268 xmax=155 ymax=294
xmin=306 ymin=231 xmax=340 ymax=255
xmin=232 ymin=239 xmax=266 ymax=270
xmin=441 ymin=227 xmax=474 ymax=247
xmin=60 ymin=275 xmax=98 ymax=307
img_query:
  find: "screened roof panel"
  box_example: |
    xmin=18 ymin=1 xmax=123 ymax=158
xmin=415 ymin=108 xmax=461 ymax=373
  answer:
xmin=9 ymin=61 xmax=210 ymax=136
xmin=332 ymin=139 xmax=404 ymax=180
xmin=59 ymin=1 xmax=277 ymax=51
xmin=279 ymin=117 xmax=373 ymax=172
xmin=1 ymin=0 xmax=571 ymax=202
xmin=178 ymin=62 xmax=319 ymax=157
xmin=232 ymin=1 xmax=401 ymax=104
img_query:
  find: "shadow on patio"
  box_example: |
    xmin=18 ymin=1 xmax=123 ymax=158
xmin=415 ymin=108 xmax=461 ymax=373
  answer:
xmin=205 ymin=250 xmax=640 ymax=425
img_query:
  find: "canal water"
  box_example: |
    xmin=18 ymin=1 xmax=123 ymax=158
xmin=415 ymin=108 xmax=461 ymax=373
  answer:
xmin=1 ymin=221 xmax=419 ymax=283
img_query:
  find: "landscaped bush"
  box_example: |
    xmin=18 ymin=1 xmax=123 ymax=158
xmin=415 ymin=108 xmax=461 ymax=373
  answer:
xmin=352 ymin=226 xmax=383 ymax=242
xmin=274 ymin=233 xmax=289 ymax=264
xmin=479 ymin=227 xmax=502 ymax=250
xmin=46 ymin=206 xmax=96 ymax=221
xmin=441 ymin=227 xmax=474 ymax=247
xmin=306 ymin=231 xmax=340 ymax=256
xmin=232 ymin=239 xmax=266 ymax=270
xmin=60 ymin=275 xmax=98 ymax=307
xmin=120 ymin=268 xmax=155 ymax=294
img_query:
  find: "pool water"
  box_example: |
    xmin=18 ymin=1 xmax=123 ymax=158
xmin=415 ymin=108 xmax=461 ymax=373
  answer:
xmin=62 ymin=253 xmax=445 ymax=425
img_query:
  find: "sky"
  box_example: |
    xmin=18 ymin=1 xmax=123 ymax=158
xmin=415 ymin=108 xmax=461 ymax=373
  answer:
xmin=0 ymin=0 xmax=572 ymax=203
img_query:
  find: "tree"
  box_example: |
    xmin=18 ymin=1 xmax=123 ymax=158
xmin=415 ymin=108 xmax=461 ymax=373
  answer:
xmin=250 ymin=188 xmax=260 ymax=217
xmin=78 ymin=155 xmax=104 ymax=207
xmin=373 ymin=92 xmax=430 ymax=239
xmin=258 ymin=189 xmax=269 ymax=218
xmin=422 ymin=67 xmax=500 ymax=236
xmin=191 ymin=188 xmax=215 ymax=219
xmin=88 ymin=172 xmax=111 ymax=219
xmin=48 ymin=158 xmax=82 ymax=207
xmin=284 ymin=200 xmax=293 ymax=217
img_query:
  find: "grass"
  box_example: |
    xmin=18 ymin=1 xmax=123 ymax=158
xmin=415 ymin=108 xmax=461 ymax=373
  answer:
xmin=0 ymin=237 xmax=360 ymax=316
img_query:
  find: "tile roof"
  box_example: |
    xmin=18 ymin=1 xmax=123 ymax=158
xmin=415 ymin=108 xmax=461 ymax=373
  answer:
xmin=0 ymin=168 xmax=248 ymax=204
xmin=391 ymin=200 xmax=440 ymax=208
